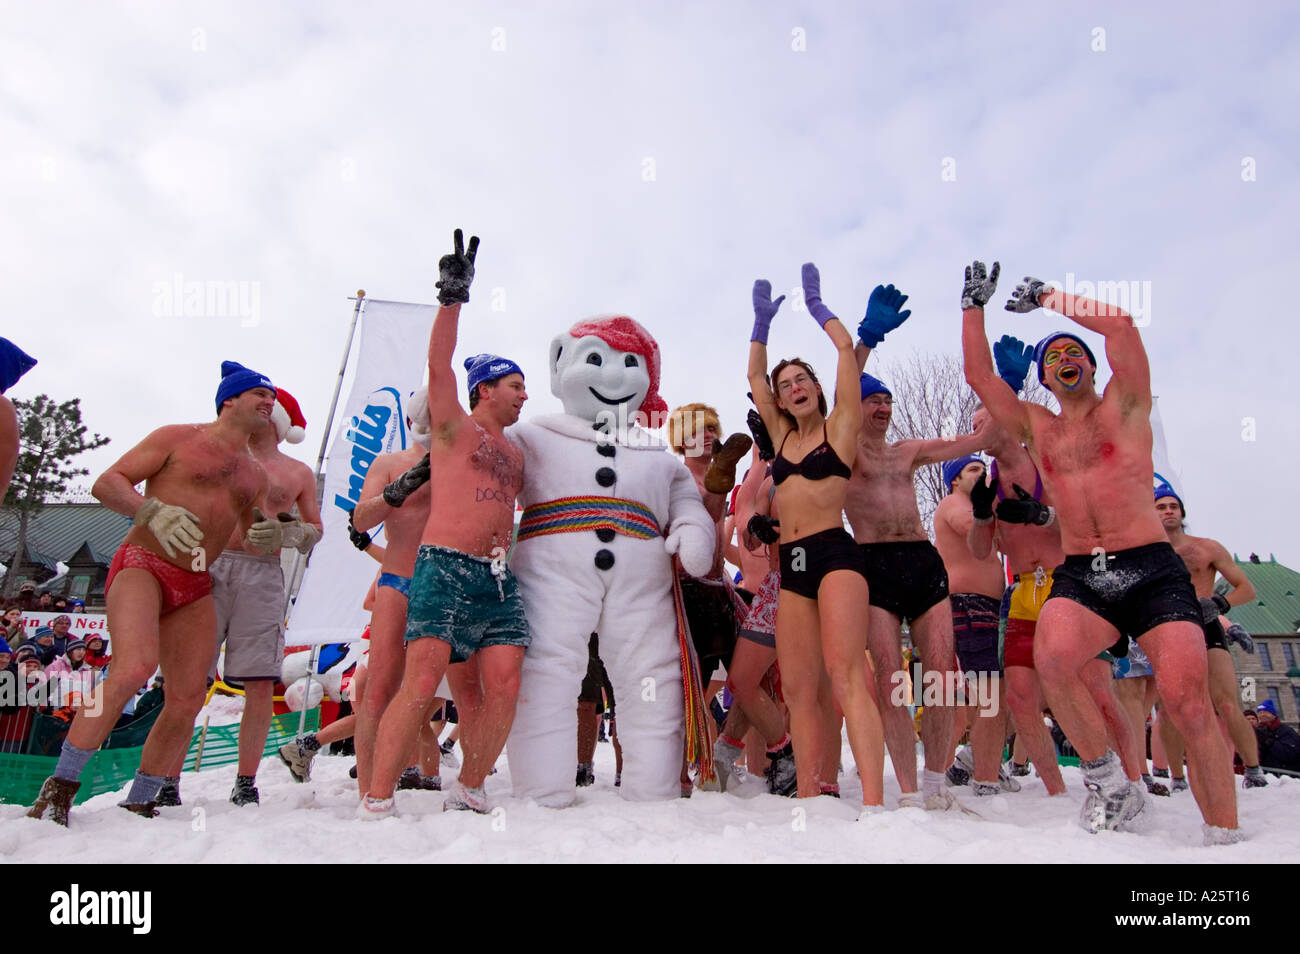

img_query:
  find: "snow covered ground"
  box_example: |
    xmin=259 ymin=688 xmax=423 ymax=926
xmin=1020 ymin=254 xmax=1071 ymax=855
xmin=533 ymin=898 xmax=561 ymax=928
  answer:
xmin=4 ymin=730 xmax=1295 ymax=863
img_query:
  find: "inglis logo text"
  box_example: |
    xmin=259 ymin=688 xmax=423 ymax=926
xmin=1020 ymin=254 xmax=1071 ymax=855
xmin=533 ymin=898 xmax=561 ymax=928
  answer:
xmin=332 ymin=387 xmax=408 ymax=514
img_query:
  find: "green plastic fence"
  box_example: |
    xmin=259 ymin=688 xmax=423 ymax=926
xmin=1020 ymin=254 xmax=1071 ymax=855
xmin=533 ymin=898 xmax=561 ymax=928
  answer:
xmin=0 ymin=709 xmax=319 ymax=806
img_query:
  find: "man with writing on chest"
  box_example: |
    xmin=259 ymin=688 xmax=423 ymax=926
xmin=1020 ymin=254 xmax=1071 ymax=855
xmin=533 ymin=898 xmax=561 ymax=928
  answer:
xmin=29 ymin=363 xmax=271 ymax=825
xmin=961 ymin=260 xmax=1237 ymax=843
xmin=362 ymin=229 xmax=531 ymax=817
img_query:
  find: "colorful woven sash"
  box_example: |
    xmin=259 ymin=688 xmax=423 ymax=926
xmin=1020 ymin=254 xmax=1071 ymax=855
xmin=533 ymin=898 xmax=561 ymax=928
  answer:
xmin=517 ymin=496 xmax=660 ymax=541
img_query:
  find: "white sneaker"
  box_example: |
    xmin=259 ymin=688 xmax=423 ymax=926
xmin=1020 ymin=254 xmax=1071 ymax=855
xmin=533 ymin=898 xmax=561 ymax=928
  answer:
xmin=925 ymin=789 xmax=961 ymax=811
xmin=443 ymin=780 xmax=489 ymax=814
xmin=357 ymin=794 xmax=395 ymax=820
xmin=1203 ymin=824 xmax=1245 ymax=846
xmin=897 ymin=792 xmax=926 ymax=809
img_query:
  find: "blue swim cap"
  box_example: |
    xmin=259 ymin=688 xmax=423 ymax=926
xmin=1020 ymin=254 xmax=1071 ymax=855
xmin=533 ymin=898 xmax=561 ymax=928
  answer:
xmin=1033 ymin=332 xmax=1096 ymax=385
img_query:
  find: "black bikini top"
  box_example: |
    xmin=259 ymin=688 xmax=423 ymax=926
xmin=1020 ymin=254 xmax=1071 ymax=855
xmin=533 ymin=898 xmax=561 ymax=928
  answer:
xmin=771 ymin=425 xmax=852 ymax=486
xmin=990 ymin=458 xmax=1043 ymax=501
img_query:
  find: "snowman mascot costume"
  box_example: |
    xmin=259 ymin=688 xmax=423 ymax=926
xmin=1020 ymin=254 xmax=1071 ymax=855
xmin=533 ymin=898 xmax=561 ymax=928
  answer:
xmin=506 ymin=315 xmax=715 ymax=805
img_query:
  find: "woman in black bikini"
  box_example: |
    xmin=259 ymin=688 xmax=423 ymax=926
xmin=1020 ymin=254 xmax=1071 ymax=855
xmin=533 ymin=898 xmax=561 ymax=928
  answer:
xmin=746 ymin=266 xmax=884 ymax=811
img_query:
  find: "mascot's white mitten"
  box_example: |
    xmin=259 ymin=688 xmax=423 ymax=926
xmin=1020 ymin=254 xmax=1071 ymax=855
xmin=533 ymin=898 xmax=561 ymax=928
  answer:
xmin=665 ymin=518 xmax=714 ymax=578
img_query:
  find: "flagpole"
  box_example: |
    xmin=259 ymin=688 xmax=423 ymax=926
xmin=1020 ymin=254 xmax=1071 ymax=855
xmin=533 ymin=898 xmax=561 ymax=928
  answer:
xmin=285 ymin=290 xmax=365 ymax=736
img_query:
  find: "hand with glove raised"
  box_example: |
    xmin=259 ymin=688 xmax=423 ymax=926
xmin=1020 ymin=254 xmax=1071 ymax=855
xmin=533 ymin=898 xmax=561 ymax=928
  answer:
xmin=961 ymin=260 xmax=1000 ymax=310
xmin=970 ymin=474 xmax=999 ymax=524
xmin=993 ymin=334 xmax=1034 ymax=394
xmin=746 ymin=408 xmax=774 ymax=462
xmin=800 ymin=263 xmax=838 ymax=329
xmin=383 ymin=453 xmax=431 ymax=507
xmin=995 ymin=484 xmax=1055 ymax=526
xmin=1005 ymin=276 xmax=1052 ymax=314
xmin=857 ymin=283 xmax=911 ymax=348
xmin=134 ymin=497 xmax=203 ymax=559
xmin=435 ymin=229 xmax=480 ymax=306
xmin=750 ymin=279 xmax=786 ymax=344
xmin=746 ymin=513 xmax=781 ymax=546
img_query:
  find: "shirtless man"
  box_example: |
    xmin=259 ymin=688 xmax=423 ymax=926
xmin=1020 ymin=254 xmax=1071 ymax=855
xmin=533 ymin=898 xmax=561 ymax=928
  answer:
xmin=29 ymin=362 xmax=271 ymax=824
xmin=361 ymin=230 xmax=530 ymax=816
xmin=181 ymin=383 xmax=321 ymax=807
xmin=846 ymin=288 xmax=991 ymax=807
xmin=961 ymin=260 xmax=1238 ymax=842
xmin=0 ymin=338 xmax=37 ymax=503
xmin=933 ymin=454 xmax=1012 ymax=796
xmin=1153 ymin=485 xmax=1267 ymax=789
xmin=339 ymin=389 xmax=435 ymax=796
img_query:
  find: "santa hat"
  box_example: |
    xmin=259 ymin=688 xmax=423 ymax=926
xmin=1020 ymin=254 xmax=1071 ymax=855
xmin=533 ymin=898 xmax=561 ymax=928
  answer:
xmin=271 ymin=387 xmax=307 ymax=444
xmin=566 ymin=315 xmax=666 ymax=415
xmin=407 ymin=388 xmax=431 ymax=448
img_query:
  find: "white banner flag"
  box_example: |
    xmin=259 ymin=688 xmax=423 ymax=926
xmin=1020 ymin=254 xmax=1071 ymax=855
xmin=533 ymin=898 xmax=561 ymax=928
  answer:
xmin=1150 ymin=396 xmax=1182 ymax=496
xmin=286 ymin=299 xmax=435 ymax=645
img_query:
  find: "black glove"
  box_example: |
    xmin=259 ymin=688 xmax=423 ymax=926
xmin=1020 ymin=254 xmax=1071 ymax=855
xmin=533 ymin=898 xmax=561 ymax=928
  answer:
xmin=347 ymin=511 xmax=372 ymax=551
xmin=1224 ymin=623 xmax=1255 ymax=654
xmin=747 ymin=513 xmax=781 ymax=545
xmin=435 ymin=229 xmax=479 ymax=306
xmin=995 ymin=484 xmax=1055 ymax=526
xmin=1199 ymin=594 xmax=1231 ymax=625
xmin=383 ymin=453 xmax=431 ymax=507
xmin=747 ymin=409 xmax=775 ymax=462
xmin=970 ymin=475 xmax=999 ymax=521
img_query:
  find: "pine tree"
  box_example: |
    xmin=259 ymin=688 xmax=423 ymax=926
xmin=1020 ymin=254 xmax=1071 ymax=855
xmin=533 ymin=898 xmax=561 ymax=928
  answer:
xmin=1 ymin=395 xmax=110 ymax=596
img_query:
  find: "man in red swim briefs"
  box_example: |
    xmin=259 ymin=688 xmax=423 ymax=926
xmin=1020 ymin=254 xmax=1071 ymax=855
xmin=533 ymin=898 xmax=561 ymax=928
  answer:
xmin=29 ymin=361 xmax=271 ymax=825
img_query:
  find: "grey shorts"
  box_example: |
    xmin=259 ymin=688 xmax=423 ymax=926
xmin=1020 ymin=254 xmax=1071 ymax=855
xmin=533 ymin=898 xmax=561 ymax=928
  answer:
xmin=210 ymin=550 xmax=286 ymax=682
xmin=404 ymin=544 xmax=531 ymax=664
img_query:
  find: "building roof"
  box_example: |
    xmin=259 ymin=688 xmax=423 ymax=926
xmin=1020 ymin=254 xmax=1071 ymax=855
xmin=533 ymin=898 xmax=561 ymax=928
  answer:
xmin=0 ymin=503 xmax=132 ymax=568
xmin=1218 ymin=554 xmax=1300 ymax=636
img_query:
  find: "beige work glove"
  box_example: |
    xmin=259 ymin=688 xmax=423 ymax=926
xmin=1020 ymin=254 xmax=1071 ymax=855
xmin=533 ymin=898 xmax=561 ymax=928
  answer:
xmin=133 ymin=497 xmax=204 ymax=559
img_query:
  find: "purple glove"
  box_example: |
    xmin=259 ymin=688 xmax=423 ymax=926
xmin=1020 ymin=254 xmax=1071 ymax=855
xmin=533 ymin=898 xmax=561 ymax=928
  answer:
xmin=751 ymin=280 xmax=785 ymax=344
xmin=801 ymin=263 xmax=837 ymax=328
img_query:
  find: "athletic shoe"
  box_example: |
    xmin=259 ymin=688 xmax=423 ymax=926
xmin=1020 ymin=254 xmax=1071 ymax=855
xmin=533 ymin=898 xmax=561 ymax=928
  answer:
xmin=443 ymin=781 xmax=489 ymax=813
xmin=972 ymin=781 xmax=1001 ymax=797
xmin=1170 ymin=776 xmax=1189 ymax=793
xmin=230 ymin=776 xmax=260 ymax=807
xmin=357 ymin=794 xmax=395 ymax=820
xmin=897 ymin=792 xmax=926 ymax=809
xmin=398 ymin=767 xmax=442 ymax=791
xmin=945 ymin=746 xmax=973 ymax=787
xmin=438 ymin=740 xmax=460 ymax=770
xmin=925 ymin=789 xmax=962 ymax=812
xmin=575 ymin=763 xmax=595 ymax=787
xmin=1203 ymin=824 xmax=1245 ymax=846
xmin=703 ymin=736 xmax=745 ymax=793
xmin=156 ymin=781 xmax=182 ymax=806
xmin=279 ymin=739 xmax=317 ymax=783
xmin=857 ymin=805 xmax=886 ymax=820
xmin=28 ymin=776 xmax=80 ymax=826
xmin=1152 ymin=766 xmax=1170 ymax=779
xmin=1142 ymin=773 xmax=1170 ymax=796
xmin=1242 ymin=766 xmax=1269 ymax=789
xmin=1010 ymin=761 xmax=1030 ymax=777
xmin=765 ymin=743 xmax=798 ymax=797
xmin=1080 ymin=756 xmax=1143 ymax=832
xmin=997 ymin=762 xmax=1022 ymax=793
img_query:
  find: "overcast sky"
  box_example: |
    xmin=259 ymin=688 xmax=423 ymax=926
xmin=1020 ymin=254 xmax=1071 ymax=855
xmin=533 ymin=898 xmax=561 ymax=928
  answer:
xmin=3 ymin=1 xmax=1297 ymax=569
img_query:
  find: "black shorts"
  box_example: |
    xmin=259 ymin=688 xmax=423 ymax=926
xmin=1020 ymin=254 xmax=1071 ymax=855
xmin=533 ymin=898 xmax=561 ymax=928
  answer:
xmin=1203 ymin=618 xmax=1228 ymax=653
xmin=779 ymin=527 xmax=868 ymax=601
xmin=860 ymin=540 xmax=950 ymax=624
xmin=951 ymin=592 xmax=1002 ymax=675
xmin=577 ymin=633 xmax=615 ymax=710
xmin=681 ymin=577 xmax=738 ymax=677
xmin=1047 ymin=542 xmax=1201 ymax=641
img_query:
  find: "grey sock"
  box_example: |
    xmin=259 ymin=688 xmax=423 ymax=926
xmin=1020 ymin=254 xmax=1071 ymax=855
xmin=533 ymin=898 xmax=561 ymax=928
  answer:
xmin=54 ymin=740 xmax=96 ymax=782
xmin=124 ymin=769 xmax=168 ymax=805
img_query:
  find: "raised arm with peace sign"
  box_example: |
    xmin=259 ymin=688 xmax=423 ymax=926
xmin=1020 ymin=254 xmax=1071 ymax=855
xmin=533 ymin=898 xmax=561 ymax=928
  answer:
xmin=435 ymin=228 xmax=480 ymax=306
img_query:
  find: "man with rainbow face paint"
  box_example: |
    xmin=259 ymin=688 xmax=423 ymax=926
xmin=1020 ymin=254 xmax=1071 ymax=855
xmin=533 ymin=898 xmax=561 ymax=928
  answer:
xmin=961 ymin=262 xmax=1238 ymax=845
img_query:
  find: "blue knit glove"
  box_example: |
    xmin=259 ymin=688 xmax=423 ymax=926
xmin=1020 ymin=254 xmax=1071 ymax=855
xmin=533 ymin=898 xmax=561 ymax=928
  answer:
xmin=857 ymin=284 xmax=911 ymax=348
xmin=800 ymin=263 xmax=837 ymax=328
xmin=992 ymin=335 xmax=1034 ymax=394
xmin=751 ymin=279 xmax=785 ymax=344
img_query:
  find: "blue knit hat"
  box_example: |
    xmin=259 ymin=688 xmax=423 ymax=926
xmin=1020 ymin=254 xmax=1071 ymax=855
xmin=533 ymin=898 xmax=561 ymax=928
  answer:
xmin=1257 ymin=700 xmax=1277 ymax=717
xmin=860 ymin=372 xmax=891 ymax=400
xmin=0 ymin=637 xmax=11 ymax=655
xmin=464 ymin=354 xmax=524 ymax=398
xmin=1154 ymin=483 xmax=1185 ymax=516
xmin=942 ymin=455 xmax=984 ymax=494
xmin=0 ymin=338 xmax=37 ymax=394
xmin=1033 ymin=332 xmax=1096 ymax=385
xmin=215 ymin=361 xmax=276 ymax=412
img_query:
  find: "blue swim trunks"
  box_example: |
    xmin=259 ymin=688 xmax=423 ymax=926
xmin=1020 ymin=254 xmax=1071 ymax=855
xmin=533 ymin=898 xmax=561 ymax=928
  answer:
xmin=404 ymin=544 xmax=531 ymax=663
xmin=377 ymin=572 xmax=411 ymax=598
